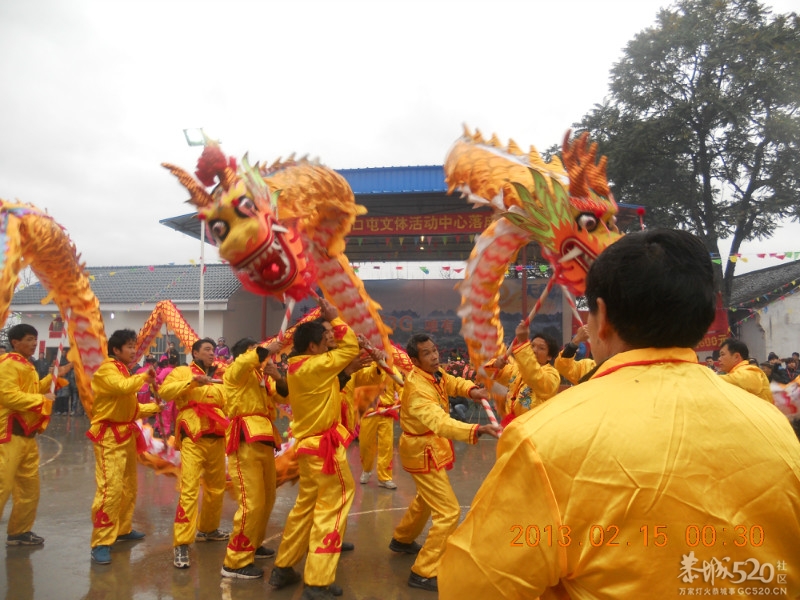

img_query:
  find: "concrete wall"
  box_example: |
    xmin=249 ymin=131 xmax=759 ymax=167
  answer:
xmin=739 ymin=294 xmax=800 ymax=361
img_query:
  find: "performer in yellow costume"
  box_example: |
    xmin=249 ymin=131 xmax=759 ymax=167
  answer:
xmin=390 ymin=333 xmax=500 ymax=593
xmin=88 ymin=328 xmax=159 ymax=564
xmin=0 ymin=324 xmax=68 ymax=547
xmin=553 ymin=324 xmax=597 ymax=384
xmin=358 ymin=364 xmax=403 ymax=489
xmin=717 ymin=338 xmax=773 ymax=403
xmin=269 ymin=299 xmax=360 ymax=600
xmin=316 ymin=317 xmax=371 ymax=436
xmin=220 ymin=337 xmax=284 ymax=580
xmin=486 ymin=326 xmax=561 ymax=426
xmin=160 ymin=337 xmax=229 ymax=569
xmin=439 ymin=230 xmax=800 ymax=599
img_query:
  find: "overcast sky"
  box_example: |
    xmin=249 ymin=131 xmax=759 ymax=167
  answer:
xmin=1 ymin=0 xmax=797 ymax=277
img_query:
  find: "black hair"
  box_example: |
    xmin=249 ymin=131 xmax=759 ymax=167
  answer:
xmin=531 ymin=332 xmax=558 ymax=360
xmin=585 ymin=229 xmax=715 ymax=348
xmin=721 ymin=338 xmax=749 ymax=361
xmin=191 ymin=337 xmax=216 ymax=356
xmin=108 ymin=329 xmax=137 ymax=356
xmin=8 ymin=323 xmax=38 ymax=342
xmin=294 ymin=322 xmax=326 ymax=354
xmin=232 ymin=337 xmax=258 ymax=359
xmin=406 ymin=333 xmax=434 ymax=359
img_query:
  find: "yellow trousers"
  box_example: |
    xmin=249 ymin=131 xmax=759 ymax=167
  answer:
xmin=274 ymin=446 xmax=354 ymax=586
xmin=173 ymin=436 xmax=226 ymax=546
xmin=393 ymin=467 xmax=460 ymax=578
xmin=0 ymin=435 xmax=40 ymax=536
xmin=223 ymin=441 xmax=276 ymax=569
xmin=359 ymin=416 xmax=394 ymax=482
xmin=90 ymin=431 xmax=137 ymax=547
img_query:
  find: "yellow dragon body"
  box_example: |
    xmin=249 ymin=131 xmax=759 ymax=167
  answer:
xmin=0 ymin=200 xmax=107 ymax=417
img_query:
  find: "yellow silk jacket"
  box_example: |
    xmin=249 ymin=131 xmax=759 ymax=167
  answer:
xmin=223 ymin=347 xmax=281 ymax=453
xmin=489 ymin=342 xmax=561 ymax=419
xmin=340 ymin=363 xmax=384 ymax=434
xmin=286 ymin=317 xmax=359 ymax=453
xmin=439 ymin=347 xmax=800 ymax=599
xmin=89 ymin=358 xmax=159 ymax=444
xmin=0 ymin=352 xmax=64 ymax=442
xmin=365 ymin=366 xmax=403 ymax=413
xmin=159 ymin=362 xmax=227 ymax=447
xmin=719 ymin=360 xmax=774 ymax=403
xmin=398 ymin=366 xmax=478 ymax=473
xmin=553 ymin=352 xmax=597 ymax=385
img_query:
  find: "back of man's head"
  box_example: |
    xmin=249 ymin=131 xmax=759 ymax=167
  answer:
xmin=231 ymin=337 xmax=257 ymax=359
xmin=585 ymin=229 xmax=715 ymax=349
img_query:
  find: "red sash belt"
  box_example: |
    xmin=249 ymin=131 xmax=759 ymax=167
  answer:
xmin=369 ymin=407 xmax=399 ymax=420
xmin=179 ymin=401 xmax=229 ymax=430
xmin=226 ymin=413 xmax=272 ymax=454
xmin=297 ymin=424 xmax=346 ymax=475
xmin=500 ymin=412 xmax=516 ymax=428
xmin=86 ymin=421 xmax=147 ymax=454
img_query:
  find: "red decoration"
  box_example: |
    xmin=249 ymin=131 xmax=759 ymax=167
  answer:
xmin=195 ymin=145 xmax=229 ymax=187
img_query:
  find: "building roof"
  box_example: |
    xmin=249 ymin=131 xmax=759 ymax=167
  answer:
xmin=11 ymin=264 xmax=241 ymax=307
xmin=730 ymin=259 xmax=800 ymax=308
xmin=336 ymin=166 xmax=447 ymax=194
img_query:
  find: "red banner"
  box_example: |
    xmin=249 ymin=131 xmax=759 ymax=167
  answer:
xmin=695 ymin=293 xmax=729 ymax=354
xmin=351 ymin=211 xmax=493 ymax=236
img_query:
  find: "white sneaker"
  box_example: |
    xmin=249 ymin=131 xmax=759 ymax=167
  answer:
xmin=359 ymin=471 xmax=372 ymax=484
xmin=378 ymin=480 xmax=397 ymax=489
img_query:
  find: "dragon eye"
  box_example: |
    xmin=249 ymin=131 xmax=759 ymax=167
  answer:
xmin=234 ymin=196 xmax=258 ymax=219
xmin=208 ymin=220 xmax=229 ymax=243
xmin=577 ymin=213 xmax=598 ymax=232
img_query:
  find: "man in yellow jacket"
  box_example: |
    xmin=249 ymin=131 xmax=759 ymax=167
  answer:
xmin=486 ymin=328 xmax=561 ymax=426
xmin=88 ymin=328 xmax=159 ymax=564
xmin=718 ymin=338 xmax=774 ymax=403
xmin=358 ymin=363 xmax=403 ymax=489
xmin=160 ymin=337 xmax=229 ymax=569
xmin=0 ymin=324 xmax=69 ymax=548
xmin=220 ymin=337 xmax=283 ymax=580
xmin=439 ymin=229 xmax=800 ymax=599
xmin=553 ymin=324 xmax=597 ymax=385
xmin=390 ymin=333 xmax=501 ymax=593
xmin=268 ymin=299 xmax=360 ymax=600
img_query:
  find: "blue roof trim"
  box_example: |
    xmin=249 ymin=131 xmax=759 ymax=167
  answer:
xmin=336 ymin=166 xmax=447 ymax=194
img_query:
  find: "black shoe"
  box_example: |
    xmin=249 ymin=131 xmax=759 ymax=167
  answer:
xmin=115 ymin=529 xmax=145 ymax=542
xmin=389 ymin=537 xmax=422 ymax=554
xmin=301 ymin=585 xmax=336 ymax=600
xmin=340 ymin=541 xmax=354 ymax=552
xmin=255 ymin=545 xmax=276 ymax=559
xmin=220 ymin=563 xmax=264 ymax=579
xmin=7 ymin=531 xmax=44 ymax=546
xmin=268 ymin=566 xmax=301 ymax=589
xmin=408 ymin=571 xmax=438 ymax=592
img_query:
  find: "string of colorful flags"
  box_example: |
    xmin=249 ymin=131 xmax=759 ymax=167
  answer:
xmin=729 ymin=278 xmax=800 ymax=326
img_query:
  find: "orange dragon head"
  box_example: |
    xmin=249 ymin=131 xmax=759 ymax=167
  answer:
xmin=445 ymin=128 xmax=622 ymax=296
xmin=162 ymin=142 xmax=314 ymax=300
xmin=525 ymin=131 xmax=622 ymax=295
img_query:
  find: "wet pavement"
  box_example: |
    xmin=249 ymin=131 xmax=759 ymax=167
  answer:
xmin=1 ymin=412 xmax=498 ymax=600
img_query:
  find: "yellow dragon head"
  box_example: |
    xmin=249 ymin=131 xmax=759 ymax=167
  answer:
xmin=162 ymin=142 xmax=313 ymax=299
